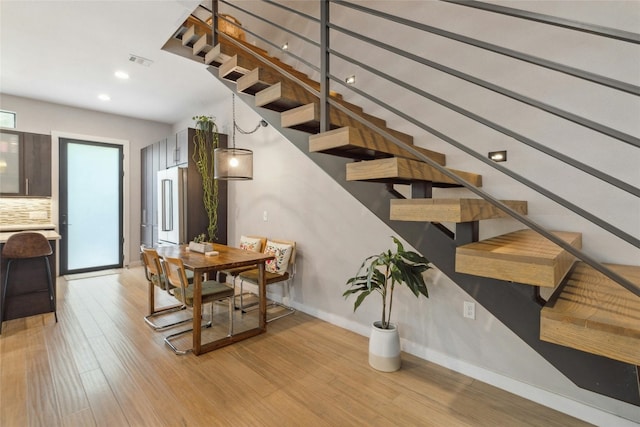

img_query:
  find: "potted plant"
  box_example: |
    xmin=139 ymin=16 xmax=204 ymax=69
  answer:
xmin=344 ymin=236 xmax=431 ymax=372
xmin=192 ymin=115 xmax=220 ymax=242
xmin=188 ymin=233 xmax=213 ymax=253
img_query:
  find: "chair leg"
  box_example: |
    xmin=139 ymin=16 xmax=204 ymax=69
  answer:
xmin=0 ymin=259 xmax=13 ymax=334
xmin=266 ymin=281 xmax=295 ymax=323
xmin=228 ymin=296 xmax=234 ymax=336
xmin=236 ymin=278 xmax=258 ymax=312
xmin=43 ymin=256 xmax=57 ymax=323
xmin=144 ymin=280 xmax=191 ymax=331
xmin=163 ymin=303 xmax=214 ymax=355
xmin=144 ymin=306 xmax=190 ymax=331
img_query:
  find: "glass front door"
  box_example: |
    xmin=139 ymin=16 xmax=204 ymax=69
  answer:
xmin=59 ymin=138 xmax=123 ymax=274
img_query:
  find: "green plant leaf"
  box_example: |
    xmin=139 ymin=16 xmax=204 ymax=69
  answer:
xmin=343 ymin=236 xmax=431 ymax=323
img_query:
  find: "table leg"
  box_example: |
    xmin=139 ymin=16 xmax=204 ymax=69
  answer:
xmin=259 ymin=262 xmax=267 ymax=331
xmin=192 ymin=271 xmax=202 ymax=355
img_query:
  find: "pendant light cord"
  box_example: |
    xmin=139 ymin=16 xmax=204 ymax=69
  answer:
xmin=232 ymin=94 xmax=267 ymax=150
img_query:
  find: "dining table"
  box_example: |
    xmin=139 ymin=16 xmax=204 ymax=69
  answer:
xmin=156 ymin=243 xmax=274 ymax=355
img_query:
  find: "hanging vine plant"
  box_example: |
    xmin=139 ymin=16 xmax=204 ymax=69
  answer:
xmin=192 ymin=115 xmax=219 ymax=242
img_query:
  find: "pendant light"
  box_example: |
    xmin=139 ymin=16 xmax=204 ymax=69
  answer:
xmin=214 ymin=94 xmax=266 ymax=180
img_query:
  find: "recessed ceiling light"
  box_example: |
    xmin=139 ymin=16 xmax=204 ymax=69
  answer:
xmin=115 ymin=70 xmax=129 ymax=79
xmin=345 ymin=75 xmax=356 ymax=85
xmin=281 ymin=42 xmax=288 ymax=50
xmin=98 ymin=94 xmax=111 ymax=101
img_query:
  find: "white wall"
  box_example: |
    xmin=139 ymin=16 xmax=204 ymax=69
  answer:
xmin=0 ymin=94 xmax=172 ymax=265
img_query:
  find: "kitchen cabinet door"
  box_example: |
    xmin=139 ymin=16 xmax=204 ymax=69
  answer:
xmin=158 ymin=138 xmax=168 ymax=170
xmin=23 ymin=133 xmax=52 ymax=196
xmin=0 ymin=131 xmax=51 ymax=197
xmin=175 ymin=129 xmax=189 ymax=166
xmin=0 ymin=131 xmax=21 ymax=194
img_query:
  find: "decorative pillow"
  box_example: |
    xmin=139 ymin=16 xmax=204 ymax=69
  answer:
xmin=264 ymin=240 xmax=293 ymax=275
xmin=239 ymin=235 xmax=262 ymax=252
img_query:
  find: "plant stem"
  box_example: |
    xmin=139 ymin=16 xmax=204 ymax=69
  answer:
xmin=193 ymin=119 xmax=219 ymax=241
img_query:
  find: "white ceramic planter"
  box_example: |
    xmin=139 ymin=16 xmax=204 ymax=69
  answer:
xmin=188 ymin=241 xmax=213 ymax=253
xmin=368 ymin=321 xmax=401 ymax=372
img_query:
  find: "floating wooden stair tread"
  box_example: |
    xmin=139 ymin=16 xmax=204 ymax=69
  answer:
xmin=346 ymin=157 xmax=481 ymax=187
xmin=219 ymin=54 xmax=251 ymax=82
xmin=256 ymin=82 xmax=309 ymax=112
xmin=282 ymin=102 xmax=414 ymax=147
xmin=310 ymin=127 xmax=445 ymax=165
xmin=193 ymin=33 xmax=212 ymax=56
xmin=204 ymin=44 xmax=232 ymax=67
xmin=182 ymin=25 xmax=198 ymax=47
xmin=456 ymin=229 xmax=582 ymax=288
xmin=390 ymin=198 xmax=528 ymax=222
xmin=540 ymin=262 xmax=640 ymax=365
xmin=237 ymin=68 xmax=277 ymax=95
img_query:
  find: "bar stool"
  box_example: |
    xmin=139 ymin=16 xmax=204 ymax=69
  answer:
xmin=0 ymin=232 xmax=57 ymax=334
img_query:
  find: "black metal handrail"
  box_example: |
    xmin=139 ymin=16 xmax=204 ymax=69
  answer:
xmin=329 ymin=20 xmax=639 ymax=149
xmin=442 ymin=0 xmax=640 ymax=44
xmin=213 ymin=0 xmax=640 ymax=296
xmin=334 ymin=0 xmax=640 ymax=96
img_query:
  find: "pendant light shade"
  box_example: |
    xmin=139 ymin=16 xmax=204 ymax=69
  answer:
xmin=214 ymin=147 xmax=253 ymax=180
xmin=214 ymin=94 xmax=266 ymax=180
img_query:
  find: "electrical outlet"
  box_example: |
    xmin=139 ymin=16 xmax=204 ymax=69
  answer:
xmin=463 ymin=301 xmax=476 ymax=320
xmin=263 ymin=210 xmax=268 ymax=222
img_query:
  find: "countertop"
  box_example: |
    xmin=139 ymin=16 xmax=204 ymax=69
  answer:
xmin=0 ymin=229 xmax=61 ymax=243
xmin=0 ymin=224 xmax=56 ymax=232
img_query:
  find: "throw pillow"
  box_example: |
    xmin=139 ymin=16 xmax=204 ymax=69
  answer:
xmin=239 ymin=235 xmax=263 ymax=252
xmin=264 ymin=240 xmax=293 ymax=275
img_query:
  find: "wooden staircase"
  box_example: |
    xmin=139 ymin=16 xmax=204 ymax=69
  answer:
xmin=163 ymin=15 xmax=640 ymax=372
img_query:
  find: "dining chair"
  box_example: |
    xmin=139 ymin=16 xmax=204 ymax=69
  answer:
xmin=140 ymin=246 xmax=190 ymax=331
xmin=237 ymin=239 xmax=296 ymax=322
xmin=162 ymin=256 xmax=235 ymax=354
xmin=217 ymin=235 xmax=266 ymax=304
xmin=1 ymin=232 xmax=57 ymax=334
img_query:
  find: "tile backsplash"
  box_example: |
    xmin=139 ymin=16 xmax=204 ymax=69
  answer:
xmin=0 ymin=198 xmax=52 ymax=225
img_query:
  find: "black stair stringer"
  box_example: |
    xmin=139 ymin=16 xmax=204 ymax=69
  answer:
xmin=213 ymin=72 xmax=640 ymax=406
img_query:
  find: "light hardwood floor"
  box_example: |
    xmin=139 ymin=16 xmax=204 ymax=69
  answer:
xmin=0 ymin=266 xmax=592 ymax=426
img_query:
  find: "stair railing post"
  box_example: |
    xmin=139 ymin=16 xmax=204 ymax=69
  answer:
xmin=212 ymin=0 xmax=218 ymax=46
xmin=320 ymin=0 xmax=330 ymax=133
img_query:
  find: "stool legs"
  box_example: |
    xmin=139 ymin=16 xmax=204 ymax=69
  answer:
xmin=43 ymin=256 xmax=58 ymax=323
xmin=0 ymin=259 xmax=13 ymax=334
xmin=0 ymin=257 xmax=57 ymax=335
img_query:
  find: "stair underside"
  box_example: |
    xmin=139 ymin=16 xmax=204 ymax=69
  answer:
xmin=168 ymin=22 xmax=424 ymax=162
xmin=456 ymin=229 xmax=582 ymax=288
xmin=310 ymin=126 xmax=445 ymax=165
xmin=390 ymin=198 xmax=528 ymax=222
xmin=346 ymin=157 xmax=482 ymax=187
xmin=540 ymin=262 xmax=640 ymax=365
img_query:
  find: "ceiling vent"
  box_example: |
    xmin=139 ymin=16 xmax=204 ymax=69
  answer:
xmin=128 ymin=54 xmax=154 ymax=67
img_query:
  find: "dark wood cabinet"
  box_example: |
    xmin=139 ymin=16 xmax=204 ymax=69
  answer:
xmin=0 ymin=131 xmax=51 ymax=197
xmin=140 ymin=144 xmax=154 ymax=248
xmin=23 ymin=133 xmax=52 ymax=196
xmin=140 ymin=128 xmax=227 ymax=248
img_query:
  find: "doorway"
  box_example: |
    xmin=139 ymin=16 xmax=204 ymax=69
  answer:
xmin=59 ymin=138 xmax=123 ymax=275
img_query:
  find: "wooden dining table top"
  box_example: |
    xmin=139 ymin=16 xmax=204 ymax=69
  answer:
xmin=156 ymin=243 xmax=274 ymax=271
